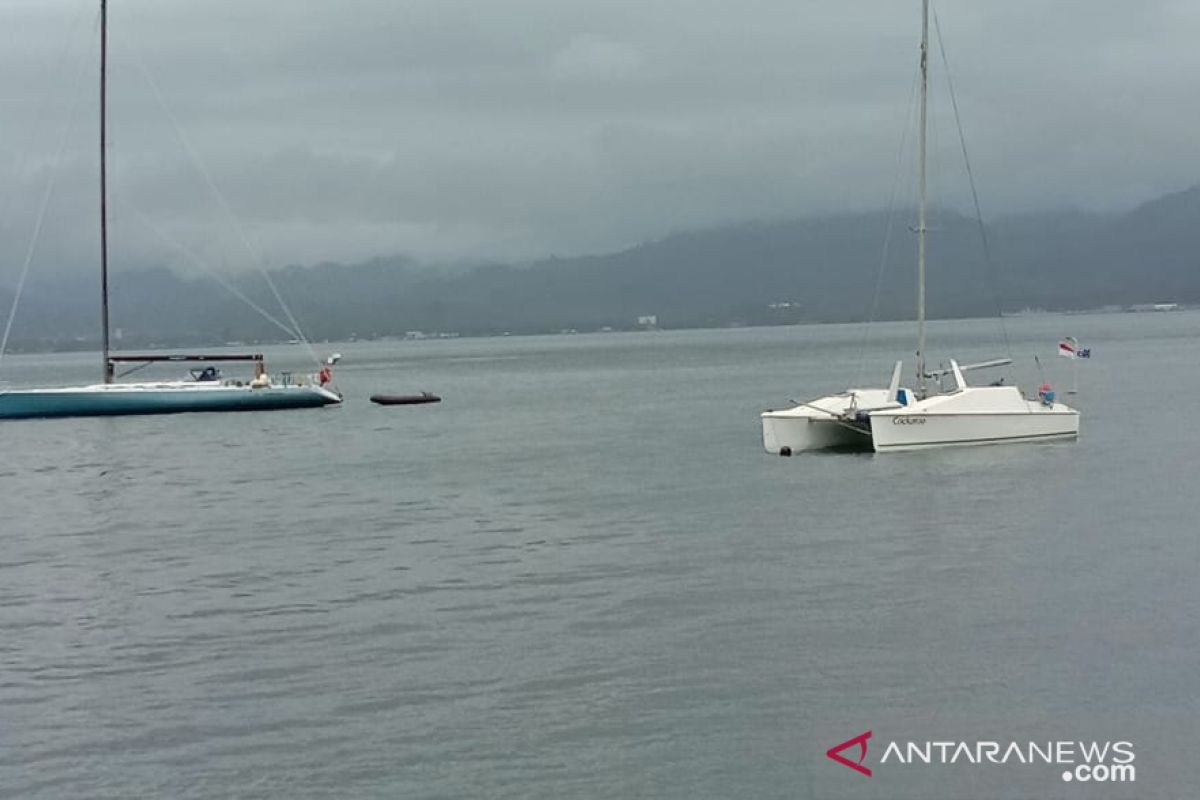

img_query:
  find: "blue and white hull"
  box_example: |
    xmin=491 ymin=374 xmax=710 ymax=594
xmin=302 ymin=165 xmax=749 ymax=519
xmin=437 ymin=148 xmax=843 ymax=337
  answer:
xmin=0 ymin=380 xmax=341 ymax=419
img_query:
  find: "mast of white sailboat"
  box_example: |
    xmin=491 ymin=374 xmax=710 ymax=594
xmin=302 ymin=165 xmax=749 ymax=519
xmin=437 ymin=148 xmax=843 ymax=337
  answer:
xmin=916 ymin=0 xmax=929 ymax=398
xmin=100 ymin=0 xmax=113 ymax=383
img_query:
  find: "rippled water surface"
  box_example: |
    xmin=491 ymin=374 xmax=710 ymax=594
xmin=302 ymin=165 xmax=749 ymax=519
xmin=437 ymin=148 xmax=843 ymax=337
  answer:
xmin=2 ymin=314 xmax=1198 ymax=798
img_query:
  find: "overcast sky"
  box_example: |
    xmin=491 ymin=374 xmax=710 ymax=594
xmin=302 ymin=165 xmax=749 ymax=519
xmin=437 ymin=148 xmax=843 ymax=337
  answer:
xmin=2 ymin=0 xmax=1199 ymax=278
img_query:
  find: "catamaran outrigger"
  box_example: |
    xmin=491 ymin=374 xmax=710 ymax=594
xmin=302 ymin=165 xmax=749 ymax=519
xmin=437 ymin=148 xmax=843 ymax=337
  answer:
xmin=0 ymin=1 xmax=340 ymax=420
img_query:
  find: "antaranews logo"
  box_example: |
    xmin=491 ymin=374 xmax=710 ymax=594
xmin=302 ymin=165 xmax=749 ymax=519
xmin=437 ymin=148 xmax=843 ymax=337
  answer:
xmin=826 ymin=731 xmax=873 ymax=777
xmin=826 ymin=730 xmax=1135 ymax=784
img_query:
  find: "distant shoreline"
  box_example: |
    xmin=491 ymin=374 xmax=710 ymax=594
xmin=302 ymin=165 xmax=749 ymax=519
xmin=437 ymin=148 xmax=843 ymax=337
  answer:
xmin=1 ymin=304 xmax=1189 ymax=357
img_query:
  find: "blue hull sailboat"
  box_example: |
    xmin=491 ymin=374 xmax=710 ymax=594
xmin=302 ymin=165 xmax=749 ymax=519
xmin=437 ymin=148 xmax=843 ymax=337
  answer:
xmin=0 ymin=354 xmax=340 ymax=419
xmin=0 ymin=380 xmax=341 ymax=420
xmin=0 ymin=1 xmax=340 ymax=420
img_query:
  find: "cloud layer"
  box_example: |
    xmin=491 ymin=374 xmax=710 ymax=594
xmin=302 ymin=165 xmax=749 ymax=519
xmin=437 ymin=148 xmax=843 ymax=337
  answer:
xmin=2 ymin=0 xmax=1199 ymax=279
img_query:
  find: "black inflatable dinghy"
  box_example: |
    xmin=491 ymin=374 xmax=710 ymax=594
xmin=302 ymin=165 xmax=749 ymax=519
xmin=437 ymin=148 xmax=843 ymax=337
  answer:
xmin=370 ymin=392 xmax=441 ymax=405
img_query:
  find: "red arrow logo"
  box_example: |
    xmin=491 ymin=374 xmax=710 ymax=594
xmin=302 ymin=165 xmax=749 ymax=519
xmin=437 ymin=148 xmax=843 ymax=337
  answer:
xmin=826 ymin=730 xmax=873 ymax=776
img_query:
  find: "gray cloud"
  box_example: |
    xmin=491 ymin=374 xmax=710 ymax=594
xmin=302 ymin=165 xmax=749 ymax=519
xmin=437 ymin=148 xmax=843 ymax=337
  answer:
xmin=2 ymin=0 xmax=1198 ymax=280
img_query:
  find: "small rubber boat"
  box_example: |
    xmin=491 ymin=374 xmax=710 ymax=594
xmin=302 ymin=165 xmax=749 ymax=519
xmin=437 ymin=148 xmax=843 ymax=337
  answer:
xmin=370 ymin=392 xmax=441 ymax=406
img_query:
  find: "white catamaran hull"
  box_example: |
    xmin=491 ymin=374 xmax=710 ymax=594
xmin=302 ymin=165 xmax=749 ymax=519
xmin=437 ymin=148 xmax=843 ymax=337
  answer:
xmin=0 ymin=381 xmax=341 ymax=420
xmin=868 ymin=385 xmax=1079 ymax=452
xmin=761 ymin=388 xmax=900 ymax=454
xmin=762 ymin=409 xmax=870 ymax=453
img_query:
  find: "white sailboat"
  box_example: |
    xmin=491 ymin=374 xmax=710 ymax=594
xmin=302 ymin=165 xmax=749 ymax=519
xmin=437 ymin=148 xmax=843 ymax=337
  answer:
xmin=762 ymin=0 xmax=1078 ymax=454
xmin=0 ymin=0 xmax=341 ymax=420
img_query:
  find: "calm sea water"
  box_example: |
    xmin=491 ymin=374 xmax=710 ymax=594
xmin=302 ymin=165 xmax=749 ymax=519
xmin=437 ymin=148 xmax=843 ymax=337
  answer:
xmin=2 ymin=313 xmax=1198 ymax=799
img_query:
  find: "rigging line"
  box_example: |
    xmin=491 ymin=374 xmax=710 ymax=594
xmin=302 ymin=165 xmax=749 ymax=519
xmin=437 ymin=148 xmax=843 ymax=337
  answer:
xmin=126 ymin=203 xmax=302 ymax=340
xmin=932 ymin=7 xmax=1014 ymax=368
xmin=128 ymin=51 xmax=322 ymax=366
xmin=853 ymin=58 xmax=921 ymax=385
xmin=114 ymin=359 xmax=153 ymax=379
xmin=0 ymin=7 xmax=99 ymax=373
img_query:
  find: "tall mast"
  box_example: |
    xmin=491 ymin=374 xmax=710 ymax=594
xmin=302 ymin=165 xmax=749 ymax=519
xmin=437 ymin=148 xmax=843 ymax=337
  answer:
xmin=916 ymin=0 xmax=928 ymax=397
xmin=100 ymin=0 xmax=112 ymax=383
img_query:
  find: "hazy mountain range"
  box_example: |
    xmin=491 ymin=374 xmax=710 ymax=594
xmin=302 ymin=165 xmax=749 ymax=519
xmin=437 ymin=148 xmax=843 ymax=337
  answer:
xmin=2 ymin=186 xmax=1197 ymax=350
